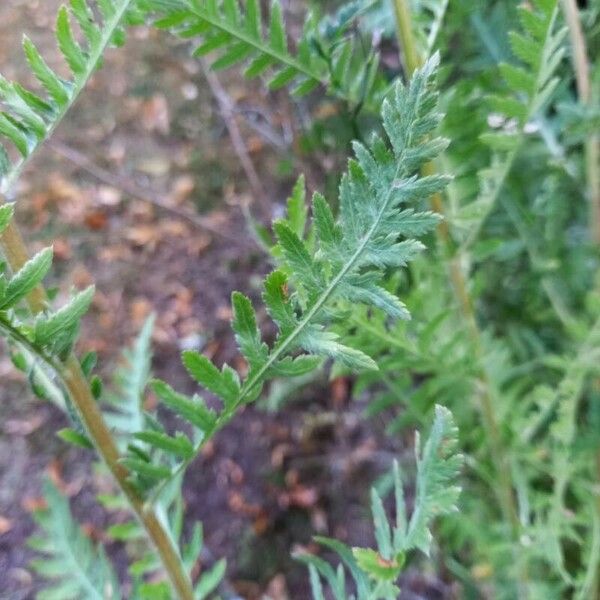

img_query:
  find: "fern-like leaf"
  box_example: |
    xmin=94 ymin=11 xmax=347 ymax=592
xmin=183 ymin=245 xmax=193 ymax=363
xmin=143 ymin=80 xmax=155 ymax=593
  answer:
xmin=29 ymin=481 xmax=120 ymax=600
xmin=104 ymin=314 xmax=155 ymax=442
xmin=143 ymin=0 xmax=386 ymax=108
xmin=298 ymin=406 xmax=462 ymax=599
xmin=0 ymin=0 xmax=138 ymax=195
xmin=127 ymin=53 xmax=448 ymax=497
xmin=458 ymin=0 xmax=567 ymax=245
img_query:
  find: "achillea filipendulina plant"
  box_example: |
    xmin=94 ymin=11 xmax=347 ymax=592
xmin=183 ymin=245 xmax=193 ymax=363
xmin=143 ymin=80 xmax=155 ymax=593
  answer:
xmin=1 ymin=0 xmax=599 ymax=597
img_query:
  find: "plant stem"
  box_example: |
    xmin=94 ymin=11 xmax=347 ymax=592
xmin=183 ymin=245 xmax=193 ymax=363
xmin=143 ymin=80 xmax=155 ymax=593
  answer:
xmin=0 ymin=216 xmax=194 ymax=600
xmin=561 ymin=2 xmax=600 ymax=592
xmin=561 ymin=0 xmax=600 ymax=244
xmin=392 ymin=0 xmax=421 ymax=75
xmin=390 ymin=0 xmax=520 ymax=537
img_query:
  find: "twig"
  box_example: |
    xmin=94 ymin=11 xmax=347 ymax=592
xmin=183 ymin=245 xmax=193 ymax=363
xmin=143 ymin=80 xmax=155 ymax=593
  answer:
xmin=199 ymin=59 xmax=271 ymax=220
xmin=561 ymin=0 xmax=600 ymax=244
xmin=48 ymin=140 xmax=241 ymax=244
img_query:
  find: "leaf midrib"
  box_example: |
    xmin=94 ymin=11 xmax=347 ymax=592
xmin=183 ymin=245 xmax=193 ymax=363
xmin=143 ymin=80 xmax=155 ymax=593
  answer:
xmin=236 ymin=149 xmax=410 ymax=407
xmin=184 ymin=0 xmax=322 ymax=82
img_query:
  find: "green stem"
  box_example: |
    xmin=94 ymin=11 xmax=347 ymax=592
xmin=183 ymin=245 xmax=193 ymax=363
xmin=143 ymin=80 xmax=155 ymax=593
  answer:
xmin=0 ymin=220 xmax=194 ymax=600
xmin=560 ymin=2 xmax=600 ymax=592
xmin=392 ymin=0 xmax=422 ymax=74
xmin=560 ymin=0 xmax=600 ymax=245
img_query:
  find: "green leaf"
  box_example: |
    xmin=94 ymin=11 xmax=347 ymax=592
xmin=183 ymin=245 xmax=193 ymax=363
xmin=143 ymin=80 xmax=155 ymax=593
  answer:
xmin=56 ymin=6 xmax=87 ymax=75
xmin=121 ymin=457 xmax=172 ymax=482
xmin=195 ymin=558 xmax=226 ymax=599
xmin=273 ymin=221 xmax=322 ymax=292
xmin=134 ymin=430 xmax=194 ymax=459
xmin=0 ymin=246 xmax=53 ymax=309
xmin=312 ymin=192 xmax=340 ymax=248
xmin=182 ymin=350 xmax=240 ymax=407
xmin=152 ymin=380 xmax=216 ymax=432
xmin=106 ymin=314 xmax=155 ymax=441
xmin=352 ymin=547 xmax=404 ymax=582
xmin=30 ymin=480 xmax=120 ymax=600
xmin=34 ymin=286 xmax=95 ymax=346
xmin=404 ymin=405 xmax=463 ymax=554
xmin=263 ymin=270 xmax=297 ymax=331
xmin=268 ymin=0 xmax=287 ymax=52
xmin=0 ymin=203 xmax=14 ymax=235
xmin=231 ymin=291 xmax=267 ymax=370
xmin=0 ymin=112 xmax=32 ymax=156
xmin=107 ymin=521 xmax=143 ymax=541
xmin=1 ymin=0 xmax=136 ymax=196
xmin=300 ymin=329 xmax=378 ymax=371
xmin=286 ymin=175 xmax=308 ymax=238
xmin=57 ymin=427 xmax=94 ymax=449
xmin=22 ymin=36 xmax=70 ymax=107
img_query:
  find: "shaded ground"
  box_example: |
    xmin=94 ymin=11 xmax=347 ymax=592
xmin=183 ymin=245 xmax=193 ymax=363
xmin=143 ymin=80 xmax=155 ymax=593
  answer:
xmin=0 ymin=3 xmax=455 ymax=599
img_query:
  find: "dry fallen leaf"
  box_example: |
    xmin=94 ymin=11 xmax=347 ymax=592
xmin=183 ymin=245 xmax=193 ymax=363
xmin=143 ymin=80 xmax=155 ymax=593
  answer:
xmin=0 ymin=515 xmax=13 ymax=535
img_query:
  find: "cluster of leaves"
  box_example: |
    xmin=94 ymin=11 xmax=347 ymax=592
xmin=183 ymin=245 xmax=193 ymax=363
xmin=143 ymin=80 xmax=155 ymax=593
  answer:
xmin=0 ymin=204 xmax=94 ymax=365
xmin=0 ymin=0 xmax=146 ymax=195
xmin=113 ymin=54 xmax=448 ymax=498
xmin=329 ymin=0 xmax=600 ymax=596
xmin=0 ymin=4 xmax=458 ymax=589
xmin=141 ymin=0 xmax=388 ymax=111
xmin=298 ymin=406 xmax=462 ymax=600
xmin=3 ymin=0 xmax=599 ymax=597
xmin=29 ymin=318 xmax=226 ymax=600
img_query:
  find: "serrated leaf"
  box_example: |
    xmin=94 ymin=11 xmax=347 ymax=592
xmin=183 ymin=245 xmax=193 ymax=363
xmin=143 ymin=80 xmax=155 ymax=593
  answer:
xmin=30 ymin=480 xmax=119 ymax=599
xmin=352 ymin=547 xmax=404 ymax=581
xmin=286 ymin=175 xmax=308 ymax=238
xmin=231 ymin=291 xmax=267 ymax=369
xmin=57 ymin=428 xmax=94 ymax=449
xmin=56 ymin=6 xmax=87 ymax=75
xmin=404 ymin=405 xmax=462 ymax=554
xmin=152 ymin=379 xmax=216 ymax=432
xmin=0 ymin=246 xmax=53 ymax=310
xmin=22 ymin=37 xmax=70 ymax=107
xmin=0 ymin=203 xmax=14 ymax=235
xmin=35 ymin=286 xmax=95 ymax=346
xmin=134 ymin=430 xmax=194 ymax=459
xmin=182 ymin=350 xmax=240 ymax=407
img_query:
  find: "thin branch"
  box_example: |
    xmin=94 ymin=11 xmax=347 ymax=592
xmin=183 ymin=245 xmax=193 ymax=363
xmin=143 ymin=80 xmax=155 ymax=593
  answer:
xmin=561 ymin=0 xmax=600 ymax=244
xmin=48 ymin=140 xmax=242 ymax=244
xmin=199 ymin=59 xmax=271 ymax=220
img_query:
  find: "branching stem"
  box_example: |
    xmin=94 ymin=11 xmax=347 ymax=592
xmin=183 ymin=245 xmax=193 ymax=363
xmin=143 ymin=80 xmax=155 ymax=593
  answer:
xmin=0 ymin=218 xmax=194 ymax=599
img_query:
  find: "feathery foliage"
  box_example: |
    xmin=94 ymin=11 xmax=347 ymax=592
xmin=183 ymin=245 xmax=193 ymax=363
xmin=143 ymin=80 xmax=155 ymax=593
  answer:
xmin=298 ymin=406 xmax=462 ymax=600
xmin=0 ymin=0 xmax=139 ymax=195
xmin=0 ymin=205 xmax=94 ymax=362
xmin=104 ymin=314 xmax=155 ymax=444
xmin=2 ymin=0 xmax=599 ymax=597
xmin=29 ymin=481 xmax=120 ymax=600
xmin=142 ymin=0 xmax=387 ymax=109
xmin=456 ymin=0 xmax=567 ymax=245
xmin=117 ymin=54 xmax=448 ymax=496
